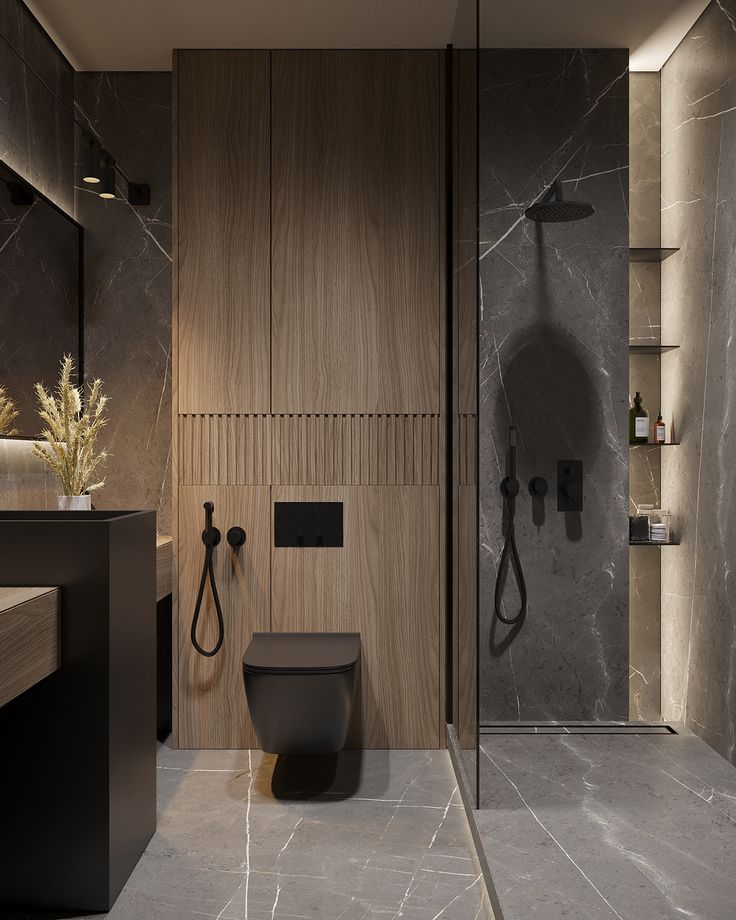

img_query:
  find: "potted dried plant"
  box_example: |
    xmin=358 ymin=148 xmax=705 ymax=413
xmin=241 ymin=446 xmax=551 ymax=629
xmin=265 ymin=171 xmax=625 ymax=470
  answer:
xmin=0 ymin=386 xmax=19 ymax=436
xmin=32 ymin=355 xmax=109 ymax=510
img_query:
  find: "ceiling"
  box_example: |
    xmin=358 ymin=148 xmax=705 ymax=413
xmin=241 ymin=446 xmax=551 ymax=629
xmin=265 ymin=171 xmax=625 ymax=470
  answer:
xmin=25 ymin=0 xmax=711 ymax=72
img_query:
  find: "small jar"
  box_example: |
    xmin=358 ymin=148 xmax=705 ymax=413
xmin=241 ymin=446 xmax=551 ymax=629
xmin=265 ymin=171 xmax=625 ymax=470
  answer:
xmin=648 ymin=509 xmax=671 ymax=543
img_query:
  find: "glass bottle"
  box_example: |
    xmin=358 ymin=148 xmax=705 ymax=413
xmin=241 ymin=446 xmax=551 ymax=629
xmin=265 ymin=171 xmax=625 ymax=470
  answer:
xmin=629 ymin=392 xmax=649 ymax=444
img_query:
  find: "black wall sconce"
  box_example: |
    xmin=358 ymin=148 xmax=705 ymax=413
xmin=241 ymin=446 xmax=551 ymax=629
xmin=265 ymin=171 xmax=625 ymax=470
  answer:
xmin=0 ymin=26 xmax=151 ymax=207
xmin=80 ymin=132 xmax=150 ymax=206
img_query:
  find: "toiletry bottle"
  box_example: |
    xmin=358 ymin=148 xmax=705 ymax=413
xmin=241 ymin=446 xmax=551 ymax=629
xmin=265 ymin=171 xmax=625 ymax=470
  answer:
xmin=629 ymin=392 xmax=649 ymax=444
xmin=654 ymin=413 xmax=666 ymax=444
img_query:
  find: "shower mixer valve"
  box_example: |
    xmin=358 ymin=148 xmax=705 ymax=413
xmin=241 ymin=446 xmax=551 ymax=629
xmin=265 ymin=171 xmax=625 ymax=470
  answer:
xmin=557 ymin=460 xmax=584 ymax=512
xmin=529 ymin=476 xmax=548 ymax=496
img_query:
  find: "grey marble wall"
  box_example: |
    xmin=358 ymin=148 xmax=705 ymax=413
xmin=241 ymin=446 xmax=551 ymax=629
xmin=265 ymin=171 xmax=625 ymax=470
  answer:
xmin=478 ymin=49 xmax=629 ymax=722
xmin=0 ymin=0 xmax=74 ymax=506
xmin=629 ymin=72 xmax=663 ymax=722
xmin=0 ymin=2 xmax=171 ymax=528
xmin=74 ymin=73 xmax=172 ymax=532
xmin=661 ymin=0 xmax=736 ymax=763
xmin=0 ymin=0 xmax=73 ymax=214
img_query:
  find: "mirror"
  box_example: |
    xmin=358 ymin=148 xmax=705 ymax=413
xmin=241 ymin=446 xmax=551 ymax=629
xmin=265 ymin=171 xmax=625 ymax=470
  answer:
xmin=0 ymin=160 xmax=82 ymax=438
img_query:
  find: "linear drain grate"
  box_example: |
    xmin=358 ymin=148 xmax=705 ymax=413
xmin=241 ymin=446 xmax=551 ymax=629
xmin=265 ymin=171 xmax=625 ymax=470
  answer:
xmin=480 ymin=722 xmax=677 ymax=735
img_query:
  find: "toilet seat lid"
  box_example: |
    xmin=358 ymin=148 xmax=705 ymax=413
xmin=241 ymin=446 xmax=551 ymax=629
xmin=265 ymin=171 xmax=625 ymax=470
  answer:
xmin=243 ymin=632 xmax=361 ymax=675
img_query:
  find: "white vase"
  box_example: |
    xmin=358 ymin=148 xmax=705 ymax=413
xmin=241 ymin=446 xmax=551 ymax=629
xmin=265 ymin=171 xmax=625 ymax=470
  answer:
xmin=58 ymin=494 xmax=92 ymax=511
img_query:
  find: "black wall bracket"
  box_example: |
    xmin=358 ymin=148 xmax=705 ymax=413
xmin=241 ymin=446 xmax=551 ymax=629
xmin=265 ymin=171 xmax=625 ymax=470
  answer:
xmin=274 ymin=502 xmax=344 ymax=547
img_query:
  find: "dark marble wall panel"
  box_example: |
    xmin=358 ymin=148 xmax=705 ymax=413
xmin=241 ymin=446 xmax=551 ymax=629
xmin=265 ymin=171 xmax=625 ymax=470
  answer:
xmin=0 ymin=0 xmax=73 ymax=214
xmin=0 ymin=0 xmax=74 ymax=506
xmin=629 ymin=546 xmax=661 ymax=720
xmin=478 ymin=49 xmax=629 ymax=722
xmin=629 ymin=73 xmax=663 ymax=723
xmin=661 ymin=0 xmax=736 ymax=763
xmin=1 ymin=6 xmax=171 ymax=528
xmin=629 ymin=73 xmax=661 ymax=249
xmin=74 ymin=73 xmax=172 ymax=533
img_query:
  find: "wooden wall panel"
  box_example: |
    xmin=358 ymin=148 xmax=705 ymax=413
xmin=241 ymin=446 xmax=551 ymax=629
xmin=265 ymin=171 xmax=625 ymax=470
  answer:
xmin=178 ymin=413 xmax=440 ymax=485
xmin=271 ymin=51 xmax=441 ymax=414
xmin=271 ymin=486 xmax=440 ymax=748
xmin=272 ymin=414 xmax=439 ymax=485
xmin=457 ymin=414 xmax=477 ymax=487
xmin=177 ymin=51 xmax=270 ymax=414
xmin=178 ymin=486 xmax=270 ymax=748
xmin=179 ymin=415 xmax=271 ymax=484
xmin=174 ymin=49 xmax=445 ymax=751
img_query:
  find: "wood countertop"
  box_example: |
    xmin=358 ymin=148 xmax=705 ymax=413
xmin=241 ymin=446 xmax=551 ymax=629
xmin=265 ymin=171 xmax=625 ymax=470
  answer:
xmin=0 ymin=587 xmax=60 ymax=708
xmin=156 ymin=535 xmax=173 ymax=601
xmin=0 ymin=537 xmax=172 ymax=710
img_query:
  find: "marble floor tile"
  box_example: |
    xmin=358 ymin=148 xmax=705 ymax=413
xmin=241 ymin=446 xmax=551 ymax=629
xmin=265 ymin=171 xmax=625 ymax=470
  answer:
xmin=475 ymin=727 xmax=736 ymax=920
xmin=2 ymin=747 xmax=491 ymax=920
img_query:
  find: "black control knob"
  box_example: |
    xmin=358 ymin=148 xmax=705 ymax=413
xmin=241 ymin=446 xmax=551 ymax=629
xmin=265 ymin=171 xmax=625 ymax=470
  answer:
xmin=529 ymin=476 xmax=548 ymax=497
xmin=562 ymin=482 xmax=582 ymax=500
xmin=226 ymin=526 xmax=246 ymax=548
xmin=501 ymin=477 xmax=520 ymax=498
xmin=202 ymin=527 xmax=221 ymax=547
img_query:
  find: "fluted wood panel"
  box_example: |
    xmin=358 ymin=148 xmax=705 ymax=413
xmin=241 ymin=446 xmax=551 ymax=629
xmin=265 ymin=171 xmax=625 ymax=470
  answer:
xmin=178 ymin=413 xmax=440 ymax=485
xmin=178 ymin=485 xmax=270 ymax=748
xmin=272 ymin=414 xmax=439 ymax=485
xmin=177 ymin=51 xmax=270 ymax=414
xmin=271 ymin=486 xmax=440 ymax=748
xmin=179 ymin=415 xmax=271 ymax=484
xmin=271 ymin=51 xmax=441 ymax=414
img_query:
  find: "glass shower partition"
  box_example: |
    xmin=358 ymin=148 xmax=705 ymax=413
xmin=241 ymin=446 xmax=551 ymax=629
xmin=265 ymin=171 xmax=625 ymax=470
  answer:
xmin=448 ymin=0 xmax=479 ymax=807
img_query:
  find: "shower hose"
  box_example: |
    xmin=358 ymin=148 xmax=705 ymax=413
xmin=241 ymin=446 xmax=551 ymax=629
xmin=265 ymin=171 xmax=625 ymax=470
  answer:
xmin=191 ymin=501 xmax=225 ymax=657
xmin=494 ymin=426 xmax=528 ymax=625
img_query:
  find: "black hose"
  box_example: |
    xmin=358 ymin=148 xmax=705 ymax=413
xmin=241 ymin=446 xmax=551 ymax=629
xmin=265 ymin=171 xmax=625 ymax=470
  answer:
xmin=494 ymin=488 xmax=528 ymax=625
xmin=191 ymin=502 xmax=225 ymax=657
xmin=494 ymin=427 xmax=528 ymax=625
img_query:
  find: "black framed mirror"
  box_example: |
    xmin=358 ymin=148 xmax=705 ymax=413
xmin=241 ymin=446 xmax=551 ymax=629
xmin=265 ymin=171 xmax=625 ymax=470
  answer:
xmin=0 ymin=159 xmax=83 ymax=438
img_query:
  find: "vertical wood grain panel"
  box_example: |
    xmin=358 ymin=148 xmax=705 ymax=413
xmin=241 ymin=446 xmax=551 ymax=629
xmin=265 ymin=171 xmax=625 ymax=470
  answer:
xmin=271 ymin=486 xmax=440 ymax=748
xmin=178 ymin=485 xmax=270 ymax=748
xmin=174 ymin=49 xmax=445 ymax=751
xmin=272 ymin=51 xmax=441 ymax=413
xmin=268 ymin=415 xmax=440 ymax=485
xmin=177 ymin=51 xmax=270 ymax=413
xmin=178 ymin=416 xmax=272 ymax=484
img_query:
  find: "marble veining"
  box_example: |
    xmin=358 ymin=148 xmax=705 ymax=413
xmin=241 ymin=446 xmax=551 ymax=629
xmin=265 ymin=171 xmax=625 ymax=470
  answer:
xmin=478 ymin=49 xmax=629 ymax=721
xmin=476 ymin=728 xmax=736 ymax=920
xmin=627 ymin=72 xmax=664 ymax=723
xmin=661 ymin=0 xmax=736 ymax=763
xmin=74 ymin=72 xmax=172 ymax=532
xmin=0 ymin=747 xmax=492 ymax=920
xmin=0 ymin=0 xmax=74 ymax=215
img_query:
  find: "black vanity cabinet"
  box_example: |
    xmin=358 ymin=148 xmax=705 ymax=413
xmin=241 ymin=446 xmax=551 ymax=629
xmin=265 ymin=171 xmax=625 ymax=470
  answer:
xmin=0 ymin=511 xmax=156 ymax=912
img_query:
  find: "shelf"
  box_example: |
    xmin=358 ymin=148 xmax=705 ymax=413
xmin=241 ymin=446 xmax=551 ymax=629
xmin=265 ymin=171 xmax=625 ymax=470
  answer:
xmin=630 ymin=540 xmax=680 ymax=546
xmin=629 ymin=344 xmax=680 ymax=354
xmin=629 ymin=247 xmax=680 ymax=262
xmin=629 ymin=441 xmax=680 ymax=447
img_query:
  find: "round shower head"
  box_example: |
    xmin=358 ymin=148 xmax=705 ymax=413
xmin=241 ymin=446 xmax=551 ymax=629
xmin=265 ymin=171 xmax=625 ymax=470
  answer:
xmin=525 ymin=199 xmax=594 ymax=223
xmin=524 ymin=180 xmax=594 ymax=223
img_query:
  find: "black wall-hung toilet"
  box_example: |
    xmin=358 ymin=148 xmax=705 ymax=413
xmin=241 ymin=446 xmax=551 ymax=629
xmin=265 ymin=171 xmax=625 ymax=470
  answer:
xmin=242 ymin=632 xmax=360 ymax=754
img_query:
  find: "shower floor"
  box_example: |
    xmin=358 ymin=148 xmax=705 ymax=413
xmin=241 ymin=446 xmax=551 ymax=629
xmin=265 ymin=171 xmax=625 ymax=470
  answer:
xmin=473 ymin=726 xmax=736 ymax=919
xmin=5 ymin=745 xmax=491 ymax=919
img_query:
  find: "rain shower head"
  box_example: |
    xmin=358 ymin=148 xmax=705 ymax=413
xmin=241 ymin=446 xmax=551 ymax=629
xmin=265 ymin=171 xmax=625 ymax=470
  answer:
xmin=525 ymin=180 xmax=594 ymax=223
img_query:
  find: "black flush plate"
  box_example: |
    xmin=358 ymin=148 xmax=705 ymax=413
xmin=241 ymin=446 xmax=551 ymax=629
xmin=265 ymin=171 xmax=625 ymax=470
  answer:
xmin=274 ymin=502 xmax=343 ymax=547
xmin=557 ymin=460 xmax=583 ymax=512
